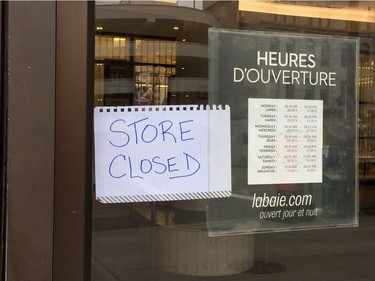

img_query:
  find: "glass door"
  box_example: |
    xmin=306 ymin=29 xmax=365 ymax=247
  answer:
xmin=93 ymin=2 xmax=215 ymax=279
xmin=92 ymin=1 xmax=375 ymax=281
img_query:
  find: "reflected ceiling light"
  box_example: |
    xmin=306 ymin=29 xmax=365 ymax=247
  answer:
xmin=239 ymin=1 xmax=375 ymax=23
xmin=113 ymin=37 xmax=126 ymax=42
xmin=173 ymin=26 xmax=179 ymax=30
xmin=182 ymin=38 xmax=186 ymax=42
xmin=96 ymin=26 xmax=103 ymax=30
xmin=155 ymin=0 xmax=177 ymax=3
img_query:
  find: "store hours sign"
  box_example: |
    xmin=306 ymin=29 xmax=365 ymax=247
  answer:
xmin=248 ymin=98 xmax=323 ymax=185
xmin=233 ymin=52 xmax=337 ymax=86
xmin=208 ymin=29 xmax=358 ymax=235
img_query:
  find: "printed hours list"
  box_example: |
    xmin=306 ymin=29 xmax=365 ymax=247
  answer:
xmin=248 ymin=98 xmax=323 ymax=185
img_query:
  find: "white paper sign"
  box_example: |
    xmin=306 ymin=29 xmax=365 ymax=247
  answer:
xmin=248 ymin=98 xmax=323 ymax=185
xmin=94 ymin=105 xmax=231 ymax=203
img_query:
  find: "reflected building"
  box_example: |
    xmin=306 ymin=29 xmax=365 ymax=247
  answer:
xmin=95 ymin=2 xmax=218 ymax=106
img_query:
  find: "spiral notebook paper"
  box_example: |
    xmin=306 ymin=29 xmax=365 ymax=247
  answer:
xmin=94 ymin=105 xmax=231 ymax=203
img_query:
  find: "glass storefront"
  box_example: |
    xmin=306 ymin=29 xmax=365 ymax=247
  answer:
xmin=92 ymin=1 xmax=375 ymax=280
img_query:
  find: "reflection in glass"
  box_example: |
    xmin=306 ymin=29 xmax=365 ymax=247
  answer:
xmin=92 ymin=2 xmax=375 ymax=281
xmin=95 ymin=37 xmax=176 ymax=106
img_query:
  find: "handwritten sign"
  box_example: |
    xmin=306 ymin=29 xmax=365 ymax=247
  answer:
xmin=94 ymin=105 xmax=231 ymax=203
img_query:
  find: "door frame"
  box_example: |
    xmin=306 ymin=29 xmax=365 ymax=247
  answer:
xmin=4 ymin=2 xmax=94 ymax=281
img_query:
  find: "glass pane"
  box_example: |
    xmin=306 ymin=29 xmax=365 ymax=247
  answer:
xmin=147 ymin=40 xmax=154 ymax=63
xmin=154 ymin=41 xmax=160 ymax=64
xmin=94 ymin=63 xmax=104 ymax=105
xmin=141 ymin=39 xmax=147 ymax=63
xmin=160 ymin=41 xmax=166 ymax=64
xmin=93 ymin=1 xmax=375 ymax=281
xmin=207 ymin=29 xmax=357 ymax=234
xmin=134 ymin=39 xmax=142 ymax=62
xmin=95 ymin=35 xmax=130 ymax=61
